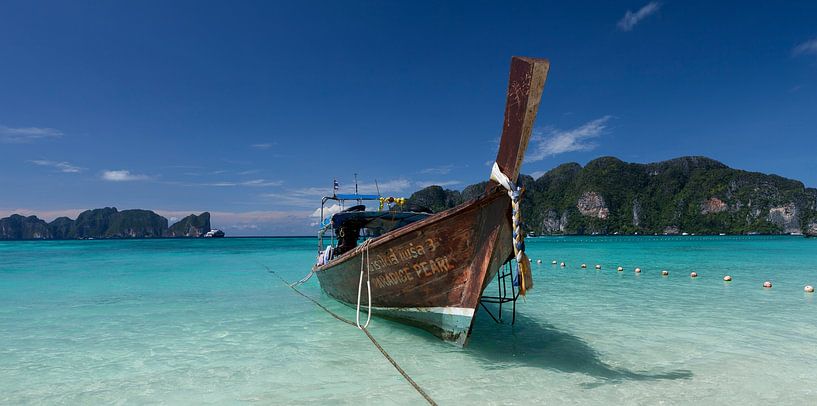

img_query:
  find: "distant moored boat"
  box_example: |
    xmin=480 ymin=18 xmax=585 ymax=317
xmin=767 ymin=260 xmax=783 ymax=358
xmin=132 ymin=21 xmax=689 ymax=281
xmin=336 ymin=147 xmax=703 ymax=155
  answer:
xmin=204 ymin=229 xmax=225 ymax=238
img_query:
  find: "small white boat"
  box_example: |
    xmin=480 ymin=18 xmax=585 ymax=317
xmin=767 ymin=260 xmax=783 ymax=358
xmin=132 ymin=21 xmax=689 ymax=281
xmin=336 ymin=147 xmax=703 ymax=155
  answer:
xmin=204 ymin=229 xmax=225 ymax=238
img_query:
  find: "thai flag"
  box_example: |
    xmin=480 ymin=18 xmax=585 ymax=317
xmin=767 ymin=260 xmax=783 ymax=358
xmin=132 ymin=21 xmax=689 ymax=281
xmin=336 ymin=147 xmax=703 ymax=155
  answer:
xmin=333 ymin=179 xmax=339 ymax=192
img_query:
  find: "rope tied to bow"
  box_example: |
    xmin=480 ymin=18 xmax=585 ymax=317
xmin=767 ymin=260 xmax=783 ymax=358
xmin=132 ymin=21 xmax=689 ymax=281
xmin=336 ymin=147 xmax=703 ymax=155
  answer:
xmin=490 ymin=162 xmax=534 ymax=295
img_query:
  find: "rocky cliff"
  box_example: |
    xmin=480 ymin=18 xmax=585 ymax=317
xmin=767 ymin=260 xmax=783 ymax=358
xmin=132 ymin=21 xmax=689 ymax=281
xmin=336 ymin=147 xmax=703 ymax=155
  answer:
xmin=167 ymin=212 xmax=211 ymax=237
xmin=0 ymin=215 xmax=52 ymax=239
xmin=408 ymin=156 xmax=817 ymax=236
xmin=0 ymin=208 xmax=213 ymax=240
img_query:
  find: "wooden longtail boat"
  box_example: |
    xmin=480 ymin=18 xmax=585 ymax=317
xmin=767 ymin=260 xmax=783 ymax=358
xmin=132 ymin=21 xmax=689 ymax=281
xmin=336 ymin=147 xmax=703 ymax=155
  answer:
xmin=312 ymin=56 xmax=549 ymax=346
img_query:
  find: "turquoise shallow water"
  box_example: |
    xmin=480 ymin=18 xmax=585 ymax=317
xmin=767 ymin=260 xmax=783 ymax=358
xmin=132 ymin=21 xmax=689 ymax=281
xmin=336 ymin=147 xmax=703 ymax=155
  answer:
xmin=1 ymin=236 xmax=816 ymax=405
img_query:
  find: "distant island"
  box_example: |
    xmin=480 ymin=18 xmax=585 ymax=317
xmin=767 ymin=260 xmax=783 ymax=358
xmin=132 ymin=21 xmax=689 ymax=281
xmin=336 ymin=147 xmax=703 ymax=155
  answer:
xmin=407 ymin=156 xmax=817 ymax=237
xmin=0 ymin=208 xmax=217 ymax=240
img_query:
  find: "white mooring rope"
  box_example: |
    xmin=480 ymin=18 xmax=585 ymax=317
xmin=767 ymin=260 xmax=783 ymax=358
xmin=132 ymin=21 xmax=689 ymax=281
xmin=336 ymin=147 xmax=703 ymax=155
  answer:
xmin=356 ymin=239 xmax=372 ymax=329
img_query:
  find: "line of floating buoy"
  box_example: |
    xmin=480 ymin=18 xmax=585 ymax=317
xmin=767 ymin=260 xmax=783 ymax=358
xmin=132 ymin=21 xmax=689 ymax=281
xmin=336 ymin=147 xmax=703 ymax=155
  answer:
xmin=530 ymin=260 xmax=813 ymax=293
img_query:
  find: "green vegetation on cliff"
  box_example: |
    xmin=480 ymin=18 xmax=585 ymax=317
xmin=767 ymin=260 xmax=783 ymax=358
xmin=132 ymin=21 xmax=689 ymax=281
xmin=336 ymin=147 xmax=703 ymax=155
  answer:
xmin=0 ymin=208 xmax=212 ymax=240
xmin=408 ymin=156 xmax=817 ymax=236
xmin=167 ymin=212 xmax=211 ymax=237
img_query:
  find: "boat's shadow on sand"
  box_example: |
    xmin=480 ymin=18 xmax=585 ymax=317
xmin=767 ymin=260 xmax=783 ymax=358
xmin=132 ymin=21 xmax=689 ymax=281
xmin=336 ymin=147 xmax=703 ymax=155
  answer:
xmin=463 ymin=310 xmax=693 ymax=387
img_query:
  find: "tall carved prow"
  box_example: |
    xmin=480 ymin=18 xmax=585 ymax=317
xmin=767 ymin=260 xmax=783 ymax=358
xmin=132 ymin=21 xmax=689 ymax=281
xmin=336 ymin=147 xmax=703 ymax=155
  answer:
xmin=493 ymin=57 xmax=550 ymax=183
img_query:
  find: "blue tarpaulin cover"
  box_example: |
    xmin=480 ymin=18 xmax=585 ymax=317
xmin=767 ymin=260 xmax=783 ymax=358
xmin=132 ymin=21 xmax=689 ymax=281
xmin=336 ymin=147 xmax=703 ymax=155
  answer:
xmin=332 ymin=194 xmax=380 ymax=200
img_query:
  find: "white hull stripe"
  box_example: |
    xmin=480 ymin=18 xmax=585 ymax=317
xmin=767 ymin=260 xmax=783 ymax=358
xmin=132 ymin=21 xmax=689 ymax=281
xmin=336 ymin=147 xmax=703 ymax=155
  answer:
xmin=369 ymin=306 xmax=475 ymax=318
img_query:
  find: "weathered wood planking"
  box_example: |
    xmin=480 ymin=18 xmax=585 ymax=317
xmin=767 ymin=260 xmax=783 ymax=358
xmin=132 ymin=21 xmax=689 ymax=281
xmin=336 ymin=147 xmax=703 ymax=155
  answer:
xmin=494 ymin=57 xmax=550 ymax=183
xmin=315 ymin=185 xmax=513 ymax=346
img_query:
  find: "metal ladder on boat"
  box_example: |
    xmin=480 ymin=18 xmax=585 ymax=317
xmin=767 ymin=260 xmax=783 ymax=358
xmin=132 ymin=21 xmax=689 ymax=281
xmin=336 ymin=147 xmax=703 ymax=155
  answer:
xmin=479 ymin=261 xmax=520 ymax=324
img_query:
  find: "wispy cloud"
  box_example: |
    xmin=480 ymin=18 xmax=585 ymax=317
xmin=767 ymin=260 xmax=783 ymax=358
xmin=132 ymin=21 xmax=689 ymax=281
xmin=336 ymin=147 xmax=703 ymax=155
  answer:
xmin=251 ymin=142 xmax=275 ymax=149
xmin=526 ymin=116 xmax=612 ymax=162
xmin=101 ymin=170 xmax=150 ymax=182
xmin=420 ymin=164 xmax=455 ymax=175
xmin=617 ymin=2 xmax=661 ymax=31
xmin=0 ymin=126 xmax=63 ymax=143
xmin=261 ymin=178 xmax=414 ymax=210
xmin=202 ymin=179 xmax=283 ymax=187
xmin=793 ymin=38 xmax=817 ymax=56
xmin=28 ymin=160 xmax=84 ymax=173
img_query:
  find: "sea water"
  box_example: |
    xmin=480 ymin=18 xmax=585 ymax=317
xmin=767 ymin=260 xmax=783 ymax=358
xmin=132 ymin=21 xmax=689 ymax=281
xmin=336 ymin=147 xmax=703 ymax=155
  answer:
xmin=1 ymin=236 xmax=816 ymax=405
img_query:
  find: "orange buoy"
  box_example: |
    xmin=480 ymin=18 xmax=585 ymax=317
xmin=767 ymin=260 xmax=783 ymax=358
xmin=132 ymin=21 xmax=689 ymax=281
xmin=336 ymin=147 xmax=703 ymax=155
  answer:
xmin=806 ymin=285 xmax=815 ymax=293
xmin=617 ymin=266 xmax=624 ymax=272
xmin=690 ymin=272 xmax=698 ymax=278
xmin=661 ymin=270 xmax=669 ymax=276
xmin=595 ymin=264 xmax=601 ymax=270
xmin=581 ymin=263 xmax=587 ymax=269
xmin=723 ymin=275 xmax=732 ymax=282
xmin=763 ymin=281 xmax=772 ymax=288
xmin=634 ymin=267 xmax=641 ymax=273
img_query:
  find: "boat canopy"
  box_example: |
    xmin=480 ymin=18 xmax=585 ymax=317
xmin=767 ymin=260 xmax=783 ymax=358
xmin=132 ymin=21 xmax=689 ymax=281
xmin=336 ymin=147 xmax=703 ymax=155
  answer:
xmin=331 ymin=211 xmax=430 ymax=231
xmin=323 ymin=194 xmax=380 ymax=202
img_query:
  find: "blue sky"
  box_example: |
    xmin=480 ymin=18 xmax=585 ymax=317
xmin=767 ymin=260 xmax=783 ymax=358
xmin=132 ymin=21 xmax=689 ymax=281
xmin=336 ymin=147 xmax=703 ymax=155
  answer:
xmin=1 ymin=1 xmax=816 ymax=235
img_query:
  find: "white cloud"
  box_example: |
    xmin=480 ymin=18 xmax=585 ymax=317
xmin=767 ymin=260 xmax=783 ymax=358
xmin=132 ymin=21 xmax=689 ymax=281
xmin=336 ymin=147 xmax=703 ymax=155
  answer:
xmin=101 ymin=170 xmax=150 ymax=182
xmin=526 ymin=116 xmax=612 ymax=162
xmin=28 ymin=160 xmax=84 ymax=173
xmin=1 ymin=126 xmax=63 ymax=143
xmin=793 ymin=38 xmax=817 ymax=56
xmin=617 ymin=2 xmax=661 ymax=31
xmin=251 ymin=143 xmax=275 ymax=149
xmin=260 ymin=178 xmax=414 ymax=211
xmin=530 ymin=171 xmax=547 ymax=179
xmin=420 ymin=165 xmax=454 ymax=175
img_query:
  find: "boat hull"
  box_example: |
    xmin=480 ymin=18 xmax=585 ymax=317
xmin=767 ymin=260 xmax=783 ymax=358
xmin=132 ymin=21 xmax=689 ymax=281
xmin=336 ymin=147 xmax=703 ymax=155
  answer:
xmin=314 ymin=186 xmax=513 ymax=346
